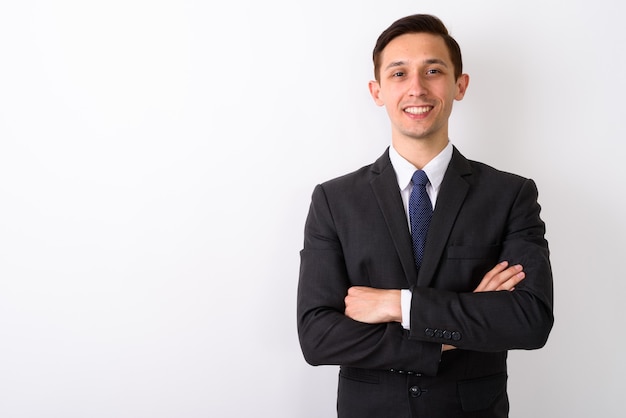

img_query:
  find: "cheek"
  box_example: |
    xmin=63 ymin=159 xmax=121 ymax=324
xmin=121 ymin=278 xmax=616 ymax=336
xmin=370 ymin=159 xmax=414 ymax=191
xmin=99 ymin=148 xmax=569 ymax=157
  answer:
xmin=443 ymin=90 xmax=459 ymax=107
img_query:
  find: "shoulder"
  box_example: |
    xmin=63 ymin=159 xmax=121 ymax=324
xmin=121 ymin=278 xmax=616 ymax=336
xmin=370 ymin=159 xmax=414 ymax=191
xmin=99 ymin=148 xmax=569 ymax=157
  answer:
xmin=316 ymin=149 xmax=391 ymax=193
xmin=451 ymin=147 xmax=530 ymax=187
xmin=469 ymin=159 xmax=527 ymax=183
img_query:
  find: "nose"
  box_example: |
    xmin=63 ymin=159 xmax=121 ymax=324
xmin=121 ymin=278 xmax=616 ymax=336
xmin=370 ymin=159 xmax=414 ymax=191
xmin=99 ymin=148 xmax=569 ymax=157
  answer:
xmin=408 ymin=74 xmax=428 ymax=97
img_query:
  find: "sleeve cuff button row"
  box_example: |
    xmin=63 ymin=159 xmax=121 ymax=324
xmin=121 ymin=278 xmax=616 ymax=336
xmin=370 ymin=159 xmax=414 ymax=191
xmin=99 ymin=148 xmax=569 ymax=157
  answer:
xmin=424 ymin=328 xmax=461 ymax=341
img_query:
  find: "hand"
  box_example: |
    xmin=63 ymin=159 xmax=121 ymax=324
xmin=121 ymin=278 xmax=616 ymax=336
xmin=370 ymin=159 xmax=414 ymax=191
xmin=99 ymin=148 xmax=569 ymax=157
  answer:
xmin=344 ymin=287 xmax=401 ymax=324
xmin=445 ymin=261 xmax=525 ymax=351
xmin=473 ymin=261 xmax=525 ymax=293
xmin=344 ymin=262 xmax=525 ymax=334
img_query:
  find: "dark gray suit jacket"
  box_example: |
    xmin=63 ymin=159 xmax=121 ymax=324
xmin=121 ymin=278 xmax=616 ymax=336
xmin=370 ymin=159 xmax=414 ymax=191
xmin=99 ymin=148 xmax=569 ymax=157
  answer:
xmin=297 ymin=147 xmax=553 ymax=417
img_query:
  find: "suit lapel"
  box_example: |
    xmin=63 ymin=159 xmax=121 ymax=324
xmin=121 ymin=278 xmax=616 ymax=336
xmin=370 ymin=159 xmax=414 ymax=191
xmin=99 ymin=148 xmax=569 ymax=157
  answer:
xmin=369 ymin=147 xmax=473 ymax=289
xmin=370 ymin=149 xmax=419 ymax=287
xmin=417 ymin=148 xmax=472 ymax=288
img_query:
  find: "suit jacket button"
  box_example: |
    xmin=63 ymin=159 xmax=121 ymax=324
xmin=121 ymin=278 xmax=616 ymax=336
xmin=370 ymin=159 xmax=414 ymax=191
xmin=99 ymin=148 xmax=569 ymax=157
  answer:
xmin=425 ymin=328 xmax=434 ymax=337
xmin=451 ymin=331 xmax=461 ymax=341
xmin=409 ymin=386 xmax=423 ymax=398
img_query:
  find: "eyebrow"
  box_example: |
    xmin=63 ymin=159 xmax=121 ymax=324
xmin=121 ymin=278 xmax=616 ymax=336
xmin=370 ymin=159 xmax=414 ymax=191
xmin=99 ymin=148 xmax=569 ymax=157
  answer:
xmin=424 ymin=58 xmax=448 ymax=67
xmin=384 ymin=58 xmax=449 ymax=71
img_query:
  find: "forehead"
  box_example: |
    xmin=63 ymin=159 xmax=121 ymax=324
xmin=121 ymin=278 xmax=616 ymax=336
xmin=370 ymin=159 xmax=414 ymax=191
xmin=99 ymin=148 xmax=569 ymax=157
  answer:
xmin=380 ymin=32 xmax=451 ymax=66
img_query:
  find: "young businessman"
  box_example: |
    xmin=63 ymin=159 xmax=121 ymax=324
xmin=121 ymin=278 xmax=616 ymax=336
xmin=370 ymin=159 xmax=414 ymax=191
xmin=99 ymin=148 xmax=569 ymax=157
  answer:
xmin=297 ymin=14 xmax=553 ymax=418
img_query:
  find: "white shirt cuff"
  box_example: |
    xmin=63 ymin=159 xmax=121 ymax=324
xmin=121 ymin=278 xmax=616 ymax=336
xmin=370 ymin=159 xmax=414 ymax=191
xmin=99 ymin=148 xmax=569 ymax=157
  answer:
xmin=400 ymin=289 xmax=412 ymax=330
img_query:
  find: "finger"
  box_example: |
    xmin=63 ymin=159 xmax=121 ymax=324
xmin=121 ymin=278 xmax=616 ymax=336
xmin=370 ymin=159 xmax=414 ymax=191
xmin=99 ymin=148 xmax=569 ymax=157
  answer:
xmin=486 ymin=261 xmax=509 ymax=279
xmin=496 ymin=271 xmax=525 ymax=291
xmin=347 ymin=286 xmax=362 ymax=295
xmin=476 ymin=264 xmax=524 ymax=292
xmin=475 ymin=261 xmax=509 ymax=292
xmin=491 ymin=264 xmax=524 ymax=289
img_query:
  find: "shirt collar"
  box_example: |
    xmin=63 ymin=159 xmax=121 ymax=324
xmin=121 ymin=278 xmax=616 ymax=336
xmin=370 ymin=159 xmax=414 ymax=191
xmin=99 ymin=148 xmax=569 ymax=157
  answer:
xmin=389 ymin=141 xmax=453 ymax=192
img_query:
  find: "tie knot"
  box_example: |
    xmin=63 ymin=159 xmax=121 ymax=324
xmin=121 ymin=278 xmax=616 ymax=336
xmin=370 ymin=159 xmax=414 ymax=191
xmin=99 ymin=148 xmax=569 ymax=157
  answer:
xmin=412 ymin=170 xmax=429 ymax=187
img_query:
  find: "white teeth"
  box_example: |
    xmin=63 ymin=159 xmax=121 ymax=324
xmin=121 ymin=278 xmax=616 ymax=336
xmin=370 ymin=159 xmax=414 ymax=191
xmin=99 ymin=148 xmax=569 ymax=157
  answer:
xmin=405 ymin=106 xmax=431 ymax=115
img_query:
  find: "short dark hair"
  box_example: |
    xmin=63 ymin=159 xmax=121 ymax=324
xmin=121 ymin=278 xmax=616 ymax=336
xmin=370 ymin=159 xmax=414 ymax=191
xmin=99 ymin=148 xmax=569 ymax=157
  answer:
xmin=372 ymin=14 xmax=463 ymax=82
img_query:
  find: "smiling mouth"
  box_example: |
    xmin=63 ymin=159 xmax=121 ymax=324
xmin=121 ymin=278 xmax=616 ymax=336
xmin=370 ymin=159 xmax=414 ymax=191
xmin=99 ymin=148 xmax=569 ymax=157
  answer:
xmin=404 ymin=106 xmax=433 ymax=115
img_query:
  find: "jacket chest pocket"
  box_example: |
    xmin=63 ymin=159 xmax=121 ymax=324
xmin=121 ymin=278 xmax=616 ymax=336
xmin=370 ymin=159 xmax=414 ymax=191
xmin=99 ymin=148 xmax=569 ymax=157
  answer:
xmin=446 ymin=244 xmax=501 ymax=260
xmin=440 ymin=245 xmax=502 ymax=291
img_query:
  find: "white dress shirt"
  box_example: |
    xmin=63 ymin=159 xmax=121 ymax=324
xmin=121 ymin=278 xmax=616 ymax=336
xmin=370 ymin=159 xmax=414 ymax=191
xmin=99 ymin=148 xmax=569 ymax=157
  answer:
xmin=388 ymin=142 xmax=453 ymax=330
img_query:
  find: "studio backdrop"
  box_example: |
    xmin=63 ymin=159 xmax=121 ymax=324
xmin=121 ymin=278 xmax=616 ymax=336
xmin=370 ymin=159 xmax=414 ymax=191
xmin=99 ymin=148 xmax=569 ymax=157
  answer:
xmin=0 ymin=1 xmax=624 ymax=417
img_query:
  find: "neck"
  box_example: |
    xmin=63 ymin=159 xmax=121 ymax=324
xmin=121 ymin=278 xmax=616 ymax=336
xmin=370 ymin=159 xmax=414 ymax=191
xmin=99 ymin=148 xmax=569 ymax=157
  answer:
xmin=392 ymin=136 xmax=448 ymax=169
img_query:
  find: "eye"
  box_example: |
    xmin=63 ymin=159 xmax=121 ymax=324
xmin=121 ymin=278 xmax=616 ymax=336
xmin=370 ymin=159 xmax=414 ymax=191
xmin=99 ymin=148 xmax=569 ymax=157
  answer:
xmin=426 ymin=68 xmax=441 ymax=75
xmin=392 ymin=71 xmax=405 ymax=77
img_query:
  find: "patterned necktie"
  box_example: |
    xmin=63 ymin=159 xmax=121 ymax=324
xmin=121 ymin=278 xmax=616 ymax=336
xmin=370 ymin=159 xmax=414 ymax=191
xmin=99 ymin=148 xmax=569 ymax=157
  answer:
xmin=409 ymin=170 xmax=433 ymax=270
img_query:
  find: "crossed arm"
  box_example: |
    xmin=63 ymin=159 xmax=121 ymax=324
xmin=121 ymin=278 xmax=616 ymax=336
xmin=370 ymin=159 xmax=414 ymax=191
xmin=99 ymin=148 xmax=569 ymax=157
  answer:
xmin=344 ymin=261 xmax=525 ymax=326
xmin=299 ymin=178 xmax=552 ymax=370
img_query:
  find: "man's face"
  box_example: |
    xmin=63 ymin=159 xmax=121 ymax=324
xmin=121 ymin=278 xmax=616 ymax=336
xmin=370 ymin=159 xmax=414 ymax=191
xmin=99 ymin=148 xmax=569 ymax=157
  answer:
xmin=369 ymin=32 xmax=469 ymax=145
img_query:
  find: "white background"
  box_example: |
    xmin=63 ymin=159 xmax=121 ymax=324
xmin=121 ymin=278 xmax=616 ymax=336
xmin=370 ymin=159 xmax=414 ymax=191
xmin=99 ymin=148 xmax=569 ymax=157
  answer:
xmin=1 ymin=1 xmax=624 ymax=417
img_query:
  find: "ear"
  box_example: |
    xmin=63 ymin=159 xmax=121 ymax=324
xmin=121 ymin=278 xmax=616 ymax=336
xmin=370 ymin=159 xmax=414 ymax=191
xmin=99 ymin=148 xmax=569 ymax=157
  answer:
xmin=368 ymin=80 xmax=385 ymax=107
xmin=455 ymin=74 xmax=470 ymax=101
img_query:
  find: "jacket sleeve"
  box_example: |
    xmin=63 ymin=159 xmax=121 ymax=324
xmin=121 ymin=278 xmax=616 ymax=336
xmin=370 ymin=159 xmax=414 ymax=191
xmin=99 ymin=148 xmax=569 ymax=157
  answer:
xmin=297 ymin=184 xmax=443 ymax=375
xmin=408 ymin=178 xmax=554 ymax=351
